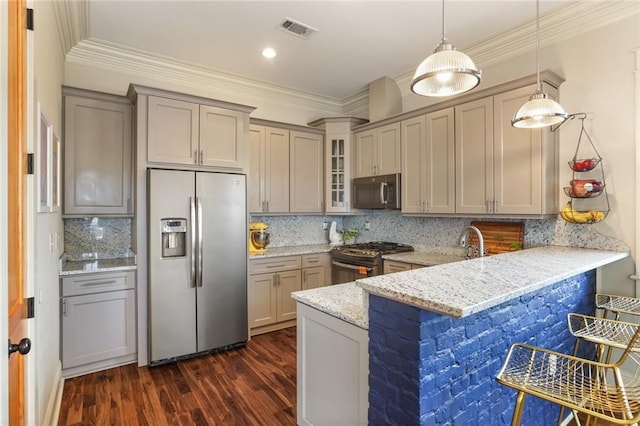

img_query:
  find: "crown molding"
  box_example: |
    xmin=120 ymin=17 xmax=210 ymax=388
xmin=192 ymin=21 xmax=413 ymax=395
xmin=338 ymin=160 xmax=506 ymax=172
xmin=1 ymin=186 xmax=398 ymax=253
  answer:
xmin=66 ymin=39 xmax=344 ymax=115
xmin=57 ymin=0 xmax=638 ymax=114
xmin=396 ymin=0 xmax=640 ymax=96
xmin=52 ymin=0 xmax=89 ymax=57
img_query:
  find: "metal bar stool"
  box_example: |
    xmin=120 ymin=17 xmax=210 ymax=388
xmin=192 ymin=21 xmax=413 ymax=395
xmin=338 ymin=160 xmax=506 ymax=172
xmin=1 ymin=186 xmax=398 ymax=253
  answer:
xmin=497 ymin=314 xmax=640 ymax=425
xmin=597 ymin=293 xmax=640 ymax=321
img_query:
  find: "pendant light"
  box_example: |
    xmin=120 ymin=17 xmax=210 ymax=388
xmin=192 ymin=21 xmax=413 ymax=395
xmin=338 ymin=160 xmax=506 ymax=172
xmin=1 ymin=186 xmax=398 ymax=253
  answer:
xmin=512 ymin=0 xmax=568 ymax=128
xmin=410 ymin=0 xmax=481 ymax=97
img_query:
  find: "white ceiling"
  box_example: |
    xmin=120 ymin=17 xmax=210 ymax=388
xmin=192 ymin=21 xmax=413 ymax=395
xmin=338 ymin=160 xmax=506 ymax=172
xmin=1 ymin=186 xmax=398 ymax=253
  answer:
xmin=86 ymin=1 xmax=572 ymax=99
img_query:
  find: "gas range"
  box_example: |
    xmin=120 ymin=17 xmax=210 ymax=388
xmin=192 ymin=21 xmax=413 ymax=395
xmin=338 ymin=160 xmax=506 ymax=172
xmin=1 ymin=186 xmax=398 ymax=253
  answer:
xmin=331 ymin=241 xmax=414 ymax=259
xmin=330 ymin=241 xmax=414 ymax=284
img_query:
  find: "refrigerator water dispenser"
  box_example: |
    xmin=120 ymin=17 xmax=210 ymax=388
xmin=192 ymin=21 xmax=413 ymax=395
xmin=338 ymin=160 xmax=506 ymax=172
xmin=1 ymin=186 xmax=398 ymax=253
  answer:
xmin=161 ymin=218 xmax=187 ymax=257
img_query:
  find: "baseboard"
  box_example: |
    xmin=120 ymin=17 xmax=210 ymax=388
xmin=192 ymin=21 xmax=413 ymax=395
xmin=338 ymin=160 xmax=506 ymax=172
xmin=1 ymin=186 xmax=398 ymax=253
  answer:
xmin=43 ymin=362 xmax=64 ymax=426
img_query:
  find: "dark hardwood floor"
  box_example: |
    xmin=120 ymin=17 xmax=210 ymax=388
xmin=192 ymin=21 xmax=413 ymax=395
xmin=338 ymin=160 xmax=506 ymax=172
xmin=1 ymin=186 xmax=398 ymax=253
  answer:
xmin=57 ymin=327 xmax=297 ymax=426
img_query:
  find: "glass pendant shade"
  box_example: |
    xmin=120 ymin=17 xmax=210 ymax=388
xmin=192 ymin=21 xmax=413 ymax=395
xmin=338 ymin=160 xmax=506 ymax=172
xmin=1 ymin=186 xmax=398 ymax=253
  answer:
xmin=512 ymin=90 xmax=569 ymax=128
xmin=411 ymin=40 xmax=481 ymax=97
xmin=511 ymin=0 xmax=569 ymax=129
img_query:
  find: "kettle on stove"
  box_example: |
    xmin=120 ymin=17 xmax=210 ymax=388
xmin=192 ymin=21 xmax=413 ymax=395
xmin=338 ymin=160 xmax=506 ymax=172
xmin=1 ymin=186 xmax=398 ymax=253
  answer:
xmin=249 ymin=222 xmax=270 ymax=253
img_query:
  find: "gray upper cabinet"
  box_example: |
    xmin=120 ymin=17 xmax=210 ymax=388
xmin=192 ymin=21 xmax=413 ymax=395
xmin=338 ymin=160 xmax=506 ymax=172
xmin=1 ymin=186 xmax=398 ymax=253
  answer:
xmin=63 ymin=87 xmax=133 ymax=216
xmin=147 ymin=96 xmax=199 ymax=165
xmin=146 ymin=95 xmax=248 ymax=170
xmin=455 ymin=84 xmax=558 ymax=216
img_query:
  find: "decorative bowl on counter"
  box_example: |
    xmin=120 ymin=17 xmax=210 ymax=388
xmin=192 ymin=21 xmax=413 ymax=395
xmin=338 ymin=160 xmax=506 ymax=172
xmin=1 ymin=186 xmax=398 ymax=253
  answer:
xmin=568 ymin=158 xmax=600 ymax=172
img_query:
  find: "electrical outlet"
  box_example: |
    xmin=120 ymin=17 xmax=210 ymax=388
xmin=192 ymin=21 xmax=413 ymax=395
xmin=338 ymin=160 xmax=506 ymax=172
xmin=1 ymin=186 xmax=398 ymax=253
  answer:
xmin=322 ymin=222 xmax=328 ymax=230
xmin=94 ymin=227 xmax=104 ymax=240
xmin=365 ymin=221 xmax=370 ymax=231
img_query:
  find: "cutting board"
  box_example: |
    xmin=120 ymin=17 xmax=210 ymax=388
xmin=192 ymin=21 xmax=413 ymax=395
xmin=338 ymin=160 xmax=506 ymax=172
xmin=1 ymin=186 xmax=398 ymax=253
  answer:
xmin=467 ymin=221 xmax=524 ymax=255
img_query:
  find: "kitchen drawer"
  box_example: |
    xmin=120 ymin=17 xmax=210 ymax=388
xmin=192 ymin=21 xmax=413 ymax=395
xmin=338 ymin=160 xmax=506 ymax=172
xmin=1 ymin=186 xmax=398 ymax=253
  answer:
xmin=302 ymin=253 xmax=329 ymax=268
xmin=61 ymin=271 xmax=136 ymax=297
xmin=250 ymin=255 xmax=301 ymax=275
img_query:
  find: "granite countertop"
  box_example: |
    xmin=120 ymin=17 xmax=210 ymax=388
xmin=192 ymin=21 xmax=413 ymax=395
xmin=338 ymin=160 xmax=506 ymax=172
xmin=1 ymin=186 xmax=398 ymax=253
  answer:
xmin=358 ymin=246 xmax=628 ymax=319
xmin=60 ymin=257 xmax=137 ymax=276
xmin=383 ymin=250 xmax=465 ymax=267
xmin=249 ymin=243 xmax=332 ymax=259
xmin=292 ymin=282 xmax=367 ymax=330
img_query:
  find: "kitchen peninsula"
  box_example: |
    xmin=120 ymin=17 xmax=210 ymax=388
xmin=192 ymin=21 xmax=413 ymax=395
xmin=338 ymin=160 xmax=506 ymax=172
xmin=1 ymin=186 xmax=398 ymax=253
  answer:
xmin=293 ymin=246 xmax=628 ymax=425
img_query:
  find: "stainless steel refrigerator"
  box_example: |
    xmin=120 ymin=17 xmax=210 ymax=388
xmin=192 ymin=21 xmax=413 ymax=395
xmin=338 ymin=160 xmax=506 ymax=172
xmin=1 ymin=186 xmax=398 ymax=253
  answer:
xmin=148 ymin=168 xmax=247 ymax=365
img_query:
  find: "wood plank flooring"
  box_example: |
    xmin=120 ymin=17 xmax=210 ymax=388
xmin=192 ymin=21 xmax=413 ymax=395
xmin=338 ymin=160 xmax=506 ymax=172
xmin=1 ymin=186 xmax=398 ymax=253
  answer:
xmin=57 ymin=327 xmax=297 ymax=426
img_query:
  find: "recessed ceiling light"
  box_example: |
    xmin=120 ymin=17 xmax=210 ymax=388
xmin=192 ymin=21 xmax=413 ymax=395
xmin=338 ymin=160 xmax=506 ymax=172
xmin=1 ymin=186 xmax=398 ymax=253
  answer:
xmin=262 ymin=47 xmax=277 ymax=59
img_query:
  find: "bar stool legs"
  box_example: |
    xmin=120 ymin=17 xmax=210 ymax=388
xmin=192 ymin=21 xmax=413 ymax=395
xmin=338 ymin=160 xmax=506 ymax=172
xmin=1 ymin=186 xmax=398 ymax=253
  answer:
xmin=498 ymin=314 xmax=640 ymax=425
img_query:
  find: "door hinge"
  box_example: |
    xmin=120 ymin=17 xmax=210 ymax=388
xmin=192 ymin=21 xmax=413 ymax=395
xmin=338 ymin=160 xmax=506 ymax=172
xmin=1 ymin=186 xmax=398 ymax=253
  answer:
xmin=26 ymin=297 xmax=35 ymax=319
xmin=26 ymin=8 xmax=34 ymax=31
xmin=26 ymin=153 xmax=34 ymax=175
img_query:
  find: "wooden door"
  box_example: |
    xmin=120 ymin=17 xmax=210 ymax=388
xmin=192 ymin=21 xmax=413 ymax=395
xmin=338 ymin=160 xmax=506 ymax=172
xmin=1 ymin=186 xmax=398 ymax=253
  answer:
xmin=455 ymin=97 xmax=494 ymax=214
xmin=147 ymin=96 xmax=198 ymax=165
xmin=401 ymin=115 xmax=426 ymax=213
xmin=302 ymin=266 xmax=325 ymax=290
xmin=8 ymin=0 xmax=29 ymax=423
xmin=264 ymin=127 xmax=290 ymax=213
xmin=376 ymin=122 xmax=401 ymax=176
xmin=248 ymin=273 xmax=277 ymax=328
xmin=63 ymin=91 xmax=132 ymax=215
xmin=493 ymin=85 xmax=543 ymax=214
xmin=289 ymin=130 xmax=323 ymax=213
xmin=248 ymin=125 xmax=265 ymax=213
xmin=199 ymin=105 xmax=245 ymax=170
xmin=425 ymin=107 xmax=455 ymax=214
xmin=354 ymin=129 xmax=376 ymax=177
xmin=276 ymin=270 xmax=301 ymax=322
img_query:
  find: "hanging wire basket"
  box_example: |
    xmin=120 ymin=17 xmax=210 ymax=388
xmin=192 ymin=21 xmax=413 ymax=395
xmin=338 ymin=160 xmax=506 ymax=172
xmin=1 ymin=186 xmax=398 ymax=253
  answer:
xmin=560 ymin=115 xmax=610 ymax=224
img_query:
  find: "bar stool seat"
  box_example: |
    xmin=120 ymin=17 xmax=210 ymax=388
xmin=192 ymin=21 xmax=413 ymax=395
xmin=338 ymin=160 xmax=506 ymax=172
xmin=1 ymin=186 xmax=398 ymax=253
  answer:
xmin=568 ymin=313 xmax=640 ymax=350
xmin=497 ymin=314 xmax=640 ymax=425
xmin=597 ymin=293 xmax=640 ymax=319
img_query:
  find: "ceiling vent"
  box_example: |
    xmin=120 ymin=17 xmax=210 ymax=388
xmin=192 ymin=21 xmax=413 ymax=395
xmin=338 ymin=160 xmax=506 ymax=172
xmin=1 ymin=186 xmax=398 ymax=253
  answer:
xmin=279 ymin=17 xmax=318 ymax=39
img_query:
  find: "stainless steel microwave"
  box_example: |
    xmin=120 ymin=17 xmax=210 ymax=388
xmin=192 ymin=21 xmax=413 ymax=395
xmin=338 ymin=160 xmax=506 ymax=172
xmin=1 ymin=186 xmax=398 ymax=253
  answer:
xmin=352 ymin=173 xmax=401 ymax=209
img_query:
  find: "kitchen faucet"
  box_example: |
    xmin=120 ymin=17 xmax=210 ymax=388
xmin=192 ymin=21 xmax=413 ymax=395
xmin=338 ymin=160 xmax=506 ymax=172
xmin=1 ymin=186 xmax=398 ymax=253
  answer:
xmin=459 ymin=225 xmax=485 ymax=258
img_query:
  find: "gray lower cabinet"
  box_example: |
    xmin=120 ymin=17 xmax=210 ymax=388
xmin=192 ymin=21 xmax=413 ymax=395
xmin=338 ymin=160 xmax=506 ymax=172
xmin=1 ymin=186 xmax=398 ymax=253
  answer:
xmin=61 ymin=271 xmax=137 ymax=377
xmin=297 ymin=302 xmax=368 ymax=425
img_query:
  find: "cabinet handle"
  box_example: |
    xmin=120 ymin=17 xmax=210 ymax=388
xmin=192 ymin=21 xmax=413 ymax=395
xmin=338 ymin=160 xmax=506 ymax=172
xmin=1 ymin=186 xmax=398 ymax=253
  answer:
xmin=266 ymin=264 xmax=287 ymax=269
xmin=194 ymin=150 xmax=198 ymax=165
xmin=486 ymin=200 xmax=491 ymax=213
xmin=197 ymin=197 xmax=203 ymax=287
xmin=307 ymin=259 xmax=319 ymax=264
xmin=190 ymin=197 xmax=197 ymax=288
xmin=266 ymin=201 xmax=269 ymax=212
xmin=303 ymin=271 xmax=307 ymax=282
xmin=199 ymin=150 xmax=204 ymax=165
xmin=80 ymin=279 xmax=117 ymax=287
xmin=494 ymin=199 xmax=498 ymax=213
xmin=62 ymin=299 xmax=68 ymax=317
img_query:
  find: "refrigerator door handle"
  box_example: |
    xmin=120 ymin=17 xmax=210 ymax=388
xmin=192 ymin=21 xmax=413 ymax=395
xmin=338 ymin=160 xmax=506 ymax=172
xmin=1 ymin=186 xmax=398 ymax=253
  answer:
xmin=197 ymin=197 xmax=204 ymax=287
xmin=190 ymin=197 xmax=197 ymax=288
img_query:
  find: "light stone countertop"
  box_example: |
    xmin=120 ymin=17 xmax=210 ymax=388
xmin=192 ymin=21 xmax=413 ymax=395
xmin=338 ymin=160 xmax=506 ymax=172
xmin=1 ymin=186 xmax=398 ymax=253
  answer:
xmin=249 ymin=243 xmax=332 ymax=259
xmin=383 ymin=251 xmax=465 ymax=266
xmin=291 ymin=282 xmax=367 ymax=330
xmin=60 ymin=257 xmax=137 ymax=276
xmin=358 ymin=246 xmax=628 ymax=318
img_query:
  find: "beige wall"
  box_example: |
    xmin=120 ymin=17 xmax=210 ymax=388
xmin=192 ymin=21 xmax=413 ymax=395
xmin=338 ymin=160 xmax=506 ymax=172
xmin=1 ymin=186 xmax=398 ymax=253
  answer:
xmin=32 ymin=0 xmax=65 ymax=424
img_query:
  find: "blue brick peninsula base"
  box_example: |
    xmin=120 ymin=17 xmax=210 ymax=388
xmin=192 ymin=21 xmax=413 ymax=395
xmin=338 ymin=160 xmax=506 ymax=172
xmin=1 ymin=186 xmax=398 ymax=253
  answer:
xmin=368 ymin=271 xmax=596 ymax=425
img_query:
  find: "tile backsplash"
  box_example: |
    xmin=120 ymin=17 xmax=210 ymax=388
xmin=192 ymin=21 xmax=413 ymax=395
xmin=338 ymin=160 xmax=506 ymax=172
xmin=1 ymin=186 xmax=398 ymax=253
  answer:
xmin=63 ymin=217 xmax=132 ymax=259
xmin=65 ymin=211 xmax=627 ymax=259
xmin=255 ymin=210 xmax=628 ymax=252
